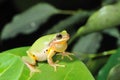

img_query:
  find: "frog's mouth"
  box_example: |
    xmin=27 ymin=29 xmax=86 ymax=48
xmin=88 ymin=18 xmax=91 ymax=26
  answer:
xmin=60 ymin=34 xmax=70 ymax=42
xmin=63 ymin=34 xmax=70 ymax=40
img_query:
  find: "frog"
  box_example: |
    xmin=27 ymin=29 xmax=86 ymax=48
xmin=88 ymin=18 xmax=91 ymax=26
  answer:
xmin=22 ymin=30 xmax=73 ymax=74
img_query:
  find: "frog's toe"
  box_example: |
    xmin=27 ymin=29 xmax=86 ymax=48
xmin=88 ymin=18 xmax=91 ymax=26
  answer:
xmin=57 ymin=52 xmax=74 ymax=60
xmin=30 ymin=68 xmax=40 ymax=76
xmin=51 ymin=63 xmax=65 ymax=71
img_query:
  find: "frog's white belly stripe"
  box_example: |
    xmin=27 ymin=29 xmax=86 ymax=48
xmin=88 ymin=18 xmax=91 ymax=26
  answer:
xmin=37 ymin=51 xmax=47 ymax=61
xmin=33 ymin=47 xmax=49 ymax=61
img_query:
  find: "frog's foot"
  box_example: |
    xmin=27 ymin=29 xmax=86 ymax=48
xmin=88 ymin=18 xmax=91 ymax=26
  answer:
xmin=57 ymin=52 xmax=74 ymax=60
xmin=22 ymin=56 xmax=40 ymax=73
xmin=25 ymin=63 xmax=40 ymax=76
xmin=50 ymin=62 xmax=65 ymax=71
xmin=29 ymin=67 xmax=40 ymax=76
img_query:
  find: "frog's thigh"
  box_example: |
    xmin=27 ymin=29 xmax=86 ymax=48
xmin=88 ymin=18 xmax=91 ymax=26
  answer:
xmin=22 ymin=56 xmax=40 ymax=73
xmin=22 ymin=56 xmax=36 ymax=65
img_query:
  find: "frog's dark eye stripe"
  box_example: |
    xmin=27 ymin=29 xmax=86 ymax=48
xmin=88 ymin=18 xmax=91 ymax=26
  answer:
xmin=56 ymin=34 xmax=62 ymax=40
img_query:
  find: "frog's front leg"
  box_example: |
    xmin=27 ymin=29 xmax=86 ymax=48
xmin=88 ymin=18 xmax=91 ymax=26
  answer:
xmin=57 ymin=52 xmax=74 ymax=60
xmin=22 ymin=56 xmax=40 ymax=74
xmin=47 ymin=49 xmax=65 ymax=71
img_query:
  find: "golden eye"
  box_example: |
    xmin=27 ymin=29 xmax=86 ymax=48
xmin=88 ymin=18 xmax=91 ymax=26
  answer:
xmin=56 ymin=34 xmax=62 ymax=40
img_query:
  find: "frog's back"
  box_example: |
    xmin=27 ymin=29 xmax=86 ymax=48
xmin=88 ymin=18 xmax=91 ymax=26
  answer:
xmin=28 ymin=34 xmax=56 ymax=53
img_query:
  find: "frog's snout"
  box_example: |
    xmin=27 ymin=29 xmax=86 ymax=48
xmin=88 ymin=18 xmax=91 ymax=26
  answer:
xmin=64 ymin=34 xmax=70 ymax=41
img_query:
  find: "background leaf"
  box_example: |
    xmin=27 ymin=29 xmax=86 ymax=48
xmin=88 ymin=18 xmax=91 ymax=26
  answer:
xmin=103 ymin=28 xmax=120 ymax=39
xmin=1 ymin=3 xmax=60 ymax=40
xmin=72 ymin=32 xmax=102 ymax=54
xmin=107 ymin=64 xmax=120 ymax=80
xmin=70 ymin=2 xmax=120 ymax=43
xmin=0 ymin=47 xmax=95 ymax=80
xmin=97 ymin=48 xmax=120 ymax=80
xmin=45 ymin=10 xmax=92 ymax=34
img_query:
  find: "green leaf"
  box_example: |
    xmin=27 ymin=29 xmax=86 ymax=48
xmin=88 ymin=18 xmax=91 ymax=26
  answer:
xmin=45 ymin=10 xmax=92 ymax=34
xmin=107 ymin=64 xmax=120 ymax=80
xmin=97 ymin=48 xmax=120 ymax=80
xmin=103 ymin=28 xmax=120 ymax=38
xmin=0 ymin=53 xmax=29 ymax=80
xmin=102 ymin=0 xmax=117 ymax=6
xmin=0 ymin=47 xmax=95 ymax=80
xmin=85 ymin=2 xmax=120 ymax=31
xmin=70 ymin=2 xmax=120 ymax=43
xmin=1 ymin=3 xmax=59 ymax=40
xmin=72 ymin=32 xmax=102 ymax=54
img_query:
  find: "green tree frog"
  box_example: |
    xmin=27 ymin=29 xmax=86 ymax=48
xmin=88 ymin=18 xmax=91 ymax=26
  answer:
xmin=22 ymin=30 xmax=72 ymax=74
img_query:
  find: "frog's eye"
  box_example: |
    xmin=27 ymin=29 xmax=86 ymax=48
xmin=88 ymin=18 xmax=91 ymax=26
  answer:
xmin=56 ymin=34 xmax=62 ymax=40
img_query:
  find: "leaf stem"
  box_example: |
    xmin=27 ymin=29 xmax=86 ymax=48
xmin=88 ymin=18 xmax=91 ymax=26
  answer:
xmin=88 ymin=50 xmax=116 ymax=59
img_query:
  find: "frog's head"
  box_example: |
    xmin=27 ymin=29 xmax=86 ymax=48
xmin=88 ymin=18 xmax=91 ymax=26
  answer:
xmin=55 ymin=30 xmax=70 ymax=42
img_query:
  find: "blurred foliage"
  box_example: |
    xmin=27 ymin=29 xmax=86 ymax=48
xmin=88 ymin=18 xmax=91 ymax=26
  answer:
xmin=0 ymin=0 xmax=120 ymax=80
xmin=97 ymin=49 xmax=120 ymax=80
xmin=1 ymin=3 xmax=60 ymax=40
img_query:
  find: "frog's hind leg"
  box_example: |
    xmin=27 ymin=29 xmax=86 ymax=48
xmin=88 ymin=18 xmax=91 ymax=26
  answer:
xmin=22 ymin=56 xmax=40 ymax=75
